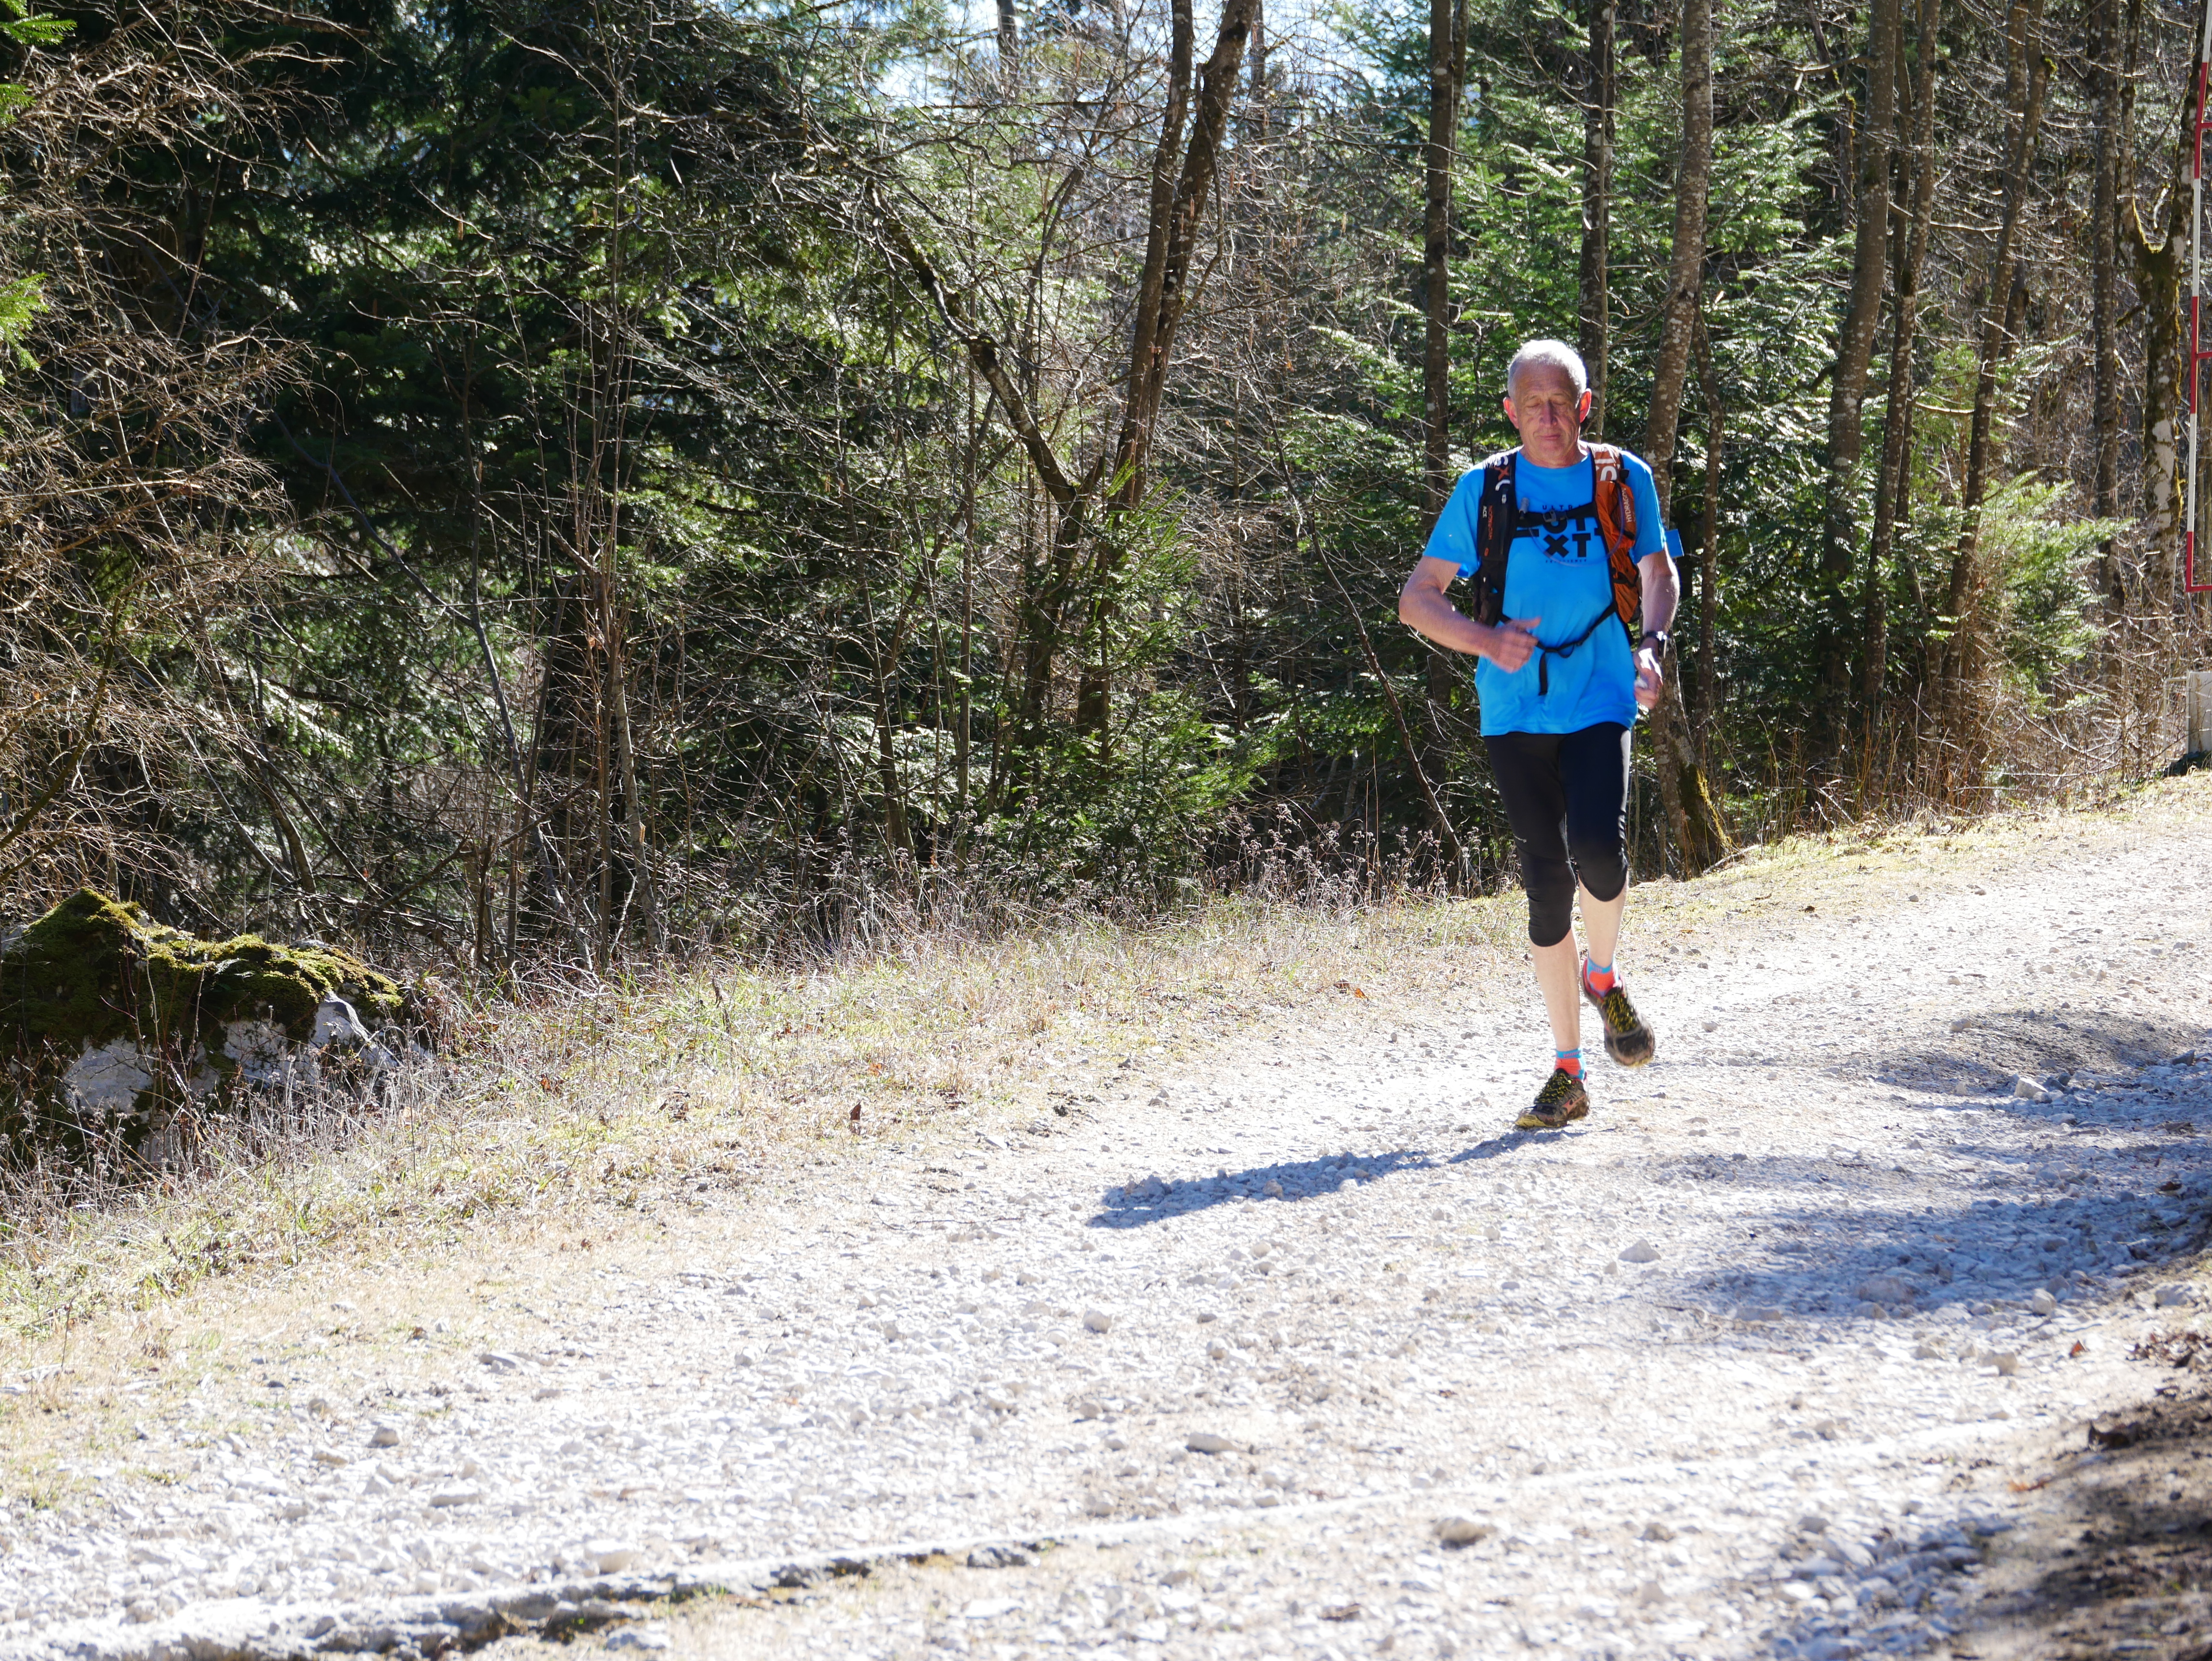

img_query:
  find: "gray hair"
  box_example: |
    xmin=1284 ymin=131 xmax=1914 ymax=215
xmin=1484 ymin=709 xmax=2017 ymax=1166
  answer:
xmin=1506 ymin=339 xmax=1590 ymax=400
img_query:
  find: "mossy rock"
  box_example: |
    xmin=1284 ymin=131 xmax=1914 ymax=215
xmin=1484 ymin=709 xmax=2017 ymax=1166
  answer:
xmin=0 ymin=889 xmax=414 ymax=1166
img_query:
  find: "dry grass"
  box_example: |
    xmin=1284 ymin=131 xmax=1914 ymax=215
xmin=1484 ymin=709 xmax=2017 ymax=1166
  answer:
xmin=2 ymin=769 xmax=2207 ymax=1502
xmin=0 ymin=885 xmax=1528 ymax=1349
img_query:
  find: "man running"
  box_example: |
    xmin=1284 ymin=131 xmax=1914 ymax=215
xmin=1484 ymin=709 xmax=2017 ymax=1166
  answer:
xmin=1397 ymin=338 xmax=1679 ymax=1129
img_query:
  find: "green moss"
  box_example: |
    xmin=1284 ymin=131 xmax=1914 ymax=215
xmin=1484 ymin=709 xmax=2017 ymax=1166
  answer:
xmin=0 ymin=891 xmax=412 ymax=1162
xmin=0 ymin=889 xmax=404 ymax=1060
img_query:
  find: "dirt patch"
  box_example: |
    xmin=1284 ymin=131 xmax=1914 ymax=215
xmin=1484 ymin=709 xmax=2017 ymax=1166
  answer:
xmin=1965 ymin=1344 xmax=2212 ymax=1658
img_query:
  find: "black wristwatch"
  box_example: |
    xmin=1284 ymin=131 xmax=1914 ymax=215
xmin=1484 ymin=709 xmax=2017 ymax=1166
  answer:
xmin=1639 ymin=630 xmax=1672 ymax=656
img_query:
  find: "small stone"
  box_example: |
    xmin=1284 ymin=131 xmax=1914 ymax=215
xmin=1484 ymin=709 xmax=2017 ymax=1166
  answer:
xmin=1072 ymin=1397 xmax=1104 ymax=1420
xmin=1195 ymin=1311 xmax=1218 ymax=1324
xmin=2158 ymin=1283 xmax=2198 ymax=1307
xmin=478 ymin=1351 xmax=524 ymax=1373
xmin=966 ymin=1544 xmax=1034 ymax=1569
xmin=2028 ymin=1288 xmax=2057 ymax=1316
xmin=429 ymin=1483 xmax=482 ymax=1508
xmin=1796 ymin=1513 xmax=1831 ymax=1534
xmin=2013 ymin=1076 xmax=2051 ymax=1103
xmin=605 ymin=1628 xmax=671 ymax=1653
xmin=590 ymin=1540 xmax=642 ymax=1573
xmin=961 ymin=1597 xmax=1022 ymax=1620
xmin=368 ymin=1423 xmax=401 ymax=1449
xmin=1187 ymin=1431 xmax=1238 ymax=1454
xmin=1435 ymin=1515 xmax=1493 ymax=1546
xmin=1083 ymin=1309 xmax=1115 ymax=1334
xmin=1620 ymin=1241 xmax=1660 ymax=1264
xmin=1641 ymin=1521 xmax=1675 ymax=1542
xmin=1992 ymin=1353 xmax=2020 ymax=1377
xmin=1263 ymin=1180 xmax=1284 ymax=1198
xmin=314 ymin=1448 xmax=350 ymax=1466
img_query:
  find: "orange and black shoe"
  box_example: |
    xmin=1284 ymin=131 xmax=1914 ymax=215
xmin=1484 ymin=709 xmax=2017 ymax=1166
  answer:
xmin=1514 ymin=1067 xmax=1591 ymax=1130
xmin=1581 ymin=959 xmax=1655 ymax=1068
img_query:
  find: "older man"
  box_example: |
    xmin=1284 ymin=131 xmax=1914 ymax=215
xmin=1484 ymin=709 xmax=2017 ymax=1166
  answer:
xmin=1398 ymin=339 xmax=1680 ymax=1130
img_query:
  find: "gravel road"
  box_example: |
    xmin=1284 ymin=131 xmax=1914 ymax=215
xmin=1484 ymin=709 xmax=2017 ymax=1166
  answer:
xmin=8 ymin=790 xmax=2212 ymax=1661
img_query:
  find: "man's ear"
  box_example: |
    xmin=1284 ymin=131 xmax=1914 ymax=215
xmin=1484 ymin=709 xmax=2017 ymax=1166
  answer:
xmin=1501 ymin=394 xmax=1517 ymax=425
xmin=1576 ymin=389 xmax=1593 ymax=422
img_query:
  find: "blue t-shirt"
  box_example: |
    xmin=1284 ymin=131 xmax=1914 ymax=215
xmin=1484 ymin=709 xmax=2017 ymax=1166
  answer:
xmin=1423 ymin=448 xmax=1668 ymax=737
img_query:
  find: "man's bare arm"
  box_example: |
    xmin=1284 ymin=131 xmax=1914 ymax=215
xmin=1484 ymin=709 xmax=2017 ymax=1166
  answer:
xmin=1632 ymin=549 xmax=1680 ymax=709
xmin=1637 ymin=548 xmax=1680 ymax=636
xmin=1398 ymin=556 xmax=1539 ymax=672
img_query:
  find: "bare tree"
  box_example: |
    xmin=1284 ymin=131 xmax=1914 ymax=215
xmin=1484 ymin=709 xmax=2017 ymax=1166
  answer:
xmin=1863 ymin=0 xmax=1945 ymax=707
xmin=1817 ymin=0 xmax=1901 ymax=718
xmin=1936 ymin=0 xmax=2049 ymax=714
xmin=1641 ymin=0 xmax=1728 ymax=870
xmin=1578 ymin=0 xmax=1616 ymax=437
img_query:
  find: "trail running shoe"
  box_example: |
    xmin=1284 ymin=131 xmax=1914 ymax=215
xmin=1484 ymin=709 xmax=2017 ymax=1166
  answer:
xmin=1515 ymin=1067 xmax=1591 ymax=1130
xmin=1582 ymin=960 xmax=1656 ymax=1068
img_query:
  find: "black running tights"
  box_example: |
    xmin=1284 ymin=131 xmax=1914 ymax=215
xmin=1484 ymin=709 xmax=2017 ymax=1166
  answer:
xmin=1483 ymin=723 xmax=1631 ymax=948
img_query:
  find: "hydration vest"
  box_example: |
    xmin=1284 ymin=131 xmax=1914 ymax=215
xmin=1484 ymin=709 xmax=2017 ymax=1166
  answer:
xmin=1468 ymin=445 xmax=1644 ymax=692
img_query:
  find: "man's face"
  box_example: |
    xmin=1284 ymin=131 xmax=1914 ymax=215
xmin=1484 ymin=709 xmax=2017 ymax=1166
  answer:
xmin=1502 ymin=365 xmax=1591 ymax=461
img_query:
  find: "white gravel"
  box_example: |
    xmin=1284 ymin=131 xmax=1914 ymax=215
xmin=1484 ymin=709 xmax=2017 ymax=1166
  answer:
xmin=7 ymin=804 xmax=2212 ymax=1660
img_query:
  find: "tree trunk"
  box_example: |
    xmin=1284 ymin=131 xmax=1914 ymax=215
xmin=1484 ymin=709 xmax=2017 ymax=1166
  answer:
xmin=2134 ymin=26 xmax=2199 ymax=606
xmin=1816 ymin=0 xmax=1902 ymax=720
xmin=1417 ymin=0 xmax=1471 ymax=814
xmin=1693 ymin=308 xmax=1724 ymax=759
xmin=1108 ymin=0 xmax=1258 ymax=509
xmin=1578 ymin=0 xmax=1617 ymax=437
xmin=1936 ymin=0 xmax=2048 ymax=706
xmin=2090 ymin=0 xmax=2126 ymax=615
xmin=1075 ymin=0 xmax=1258 ymax=738
xmin=996 ymin=0 xmax=1018 ymax=75
xmin=1422 ymin=0 xmax=1468 ymax=524
xmin=1864 ymin=0 xmax=1945 ymax=708
xmin=1643 ymin=0 xmax=1729 ymax=873
xmin=1642 ymin=0 xmax=1712 ymax=512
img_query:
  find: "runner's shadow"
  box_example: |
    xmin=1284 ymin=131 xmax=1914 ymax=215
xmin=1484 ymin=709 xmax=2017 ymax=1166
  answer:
xmin=1448 ymin=1133 xmax=1555 ymax=1162
xmin=1084 ymin=1147 xmax=1436 ymax=1228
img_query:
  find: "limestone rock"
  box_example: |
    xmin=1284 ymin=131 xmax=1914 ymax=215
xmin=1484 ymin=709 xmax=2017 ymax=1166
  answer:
xmin=0 ymin=888 xmax=420 ymax=1164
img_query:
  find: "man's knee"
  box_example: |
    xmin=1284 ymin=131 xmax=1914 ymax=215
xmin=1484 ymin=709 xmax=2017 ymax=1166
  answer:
xmin=1571 ymin=838 xmax=1627 ymax=904
xmin=1524 ymin=854 xmax=1576 ymax=947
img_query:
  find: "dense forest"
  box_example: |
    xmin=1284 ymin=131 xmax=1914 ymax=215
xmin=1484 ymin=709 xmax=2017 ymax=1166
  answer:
xmin=0 ymin=0 xmax=2204 ymax=970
